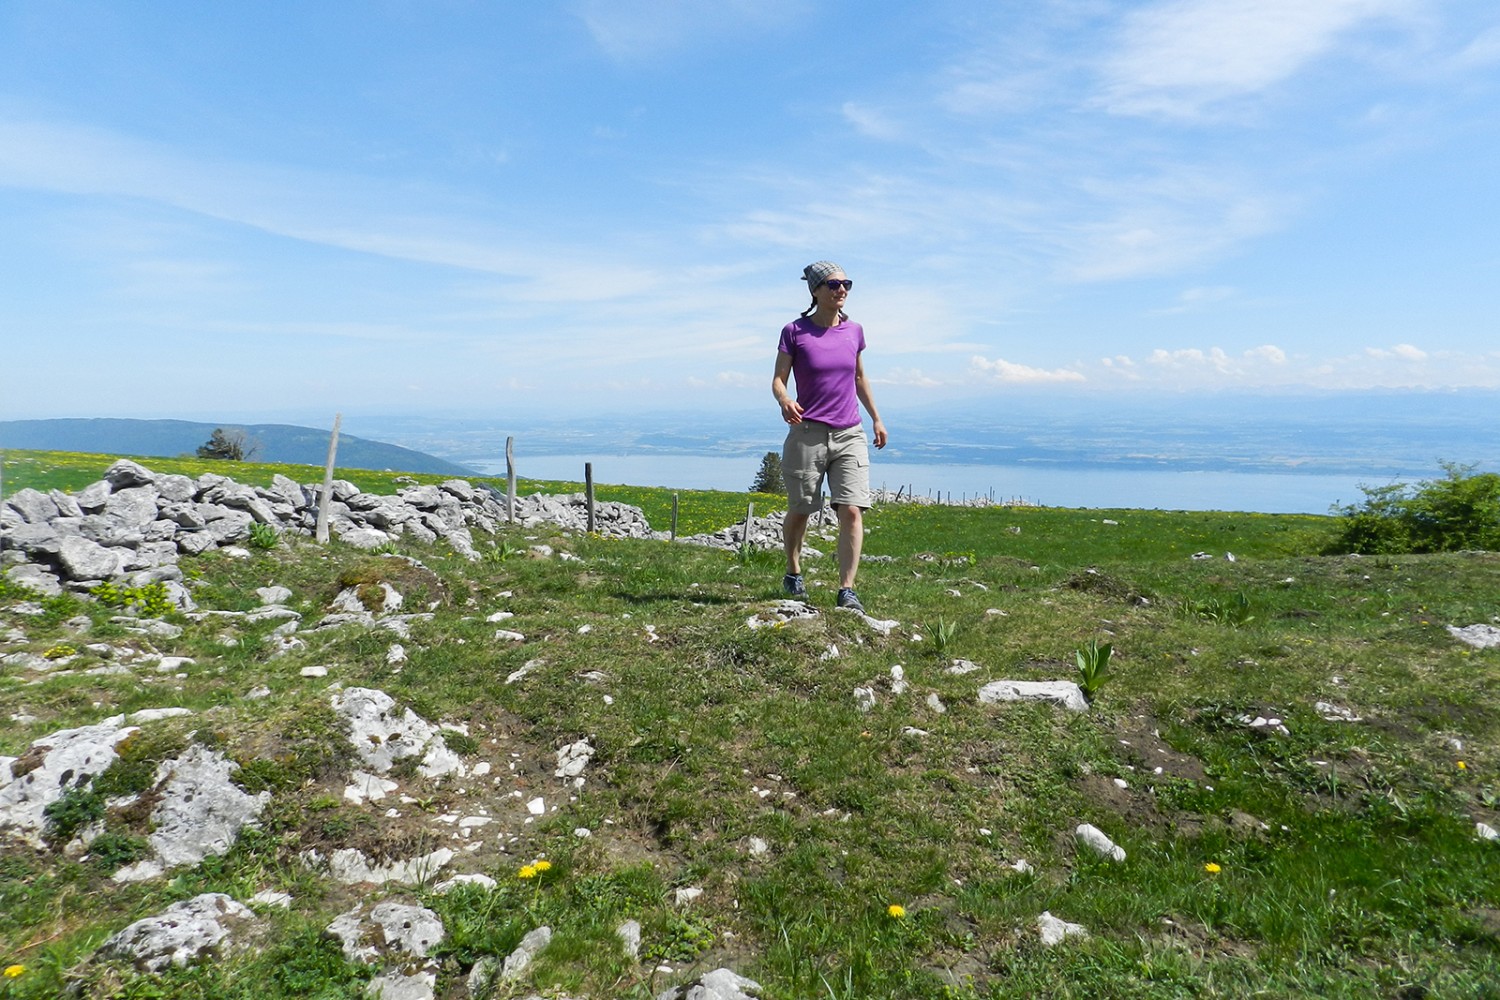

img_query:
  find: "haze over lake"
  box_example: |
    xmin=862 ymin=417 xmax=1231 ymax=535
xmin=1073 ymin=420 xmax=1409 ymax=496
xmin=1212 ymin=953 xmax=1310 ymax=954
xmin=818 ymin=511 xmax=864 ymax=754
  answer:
xmin=352 ymin=390 xmax=1499 ymax=516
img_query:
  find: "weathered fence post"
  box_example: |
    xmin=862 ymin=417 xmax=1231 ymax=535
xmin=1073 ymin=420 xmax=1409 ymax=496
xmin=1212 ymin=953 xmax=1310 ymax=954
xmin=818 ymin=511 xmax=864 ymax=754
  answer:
xmin=505 ymin=436 xmax=516 ymax=523
xmin=742 ymin=502 xmax=754 ymax=551
xmin=584 ymin=463 xmax=595 ymax=534
xmin=315 ymin=413 xmax=341 ymax=545
xmin=670 ymin=493 xmax=679 ymax=542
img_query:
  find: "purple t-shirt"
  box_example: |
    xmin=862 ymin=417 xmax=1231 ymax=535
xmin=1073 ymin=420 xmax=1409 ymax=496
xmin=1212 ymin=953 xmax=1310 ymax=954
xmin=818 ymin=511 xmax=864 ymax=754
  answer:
xmin=778 ymin=317 xmax=866 ymax=429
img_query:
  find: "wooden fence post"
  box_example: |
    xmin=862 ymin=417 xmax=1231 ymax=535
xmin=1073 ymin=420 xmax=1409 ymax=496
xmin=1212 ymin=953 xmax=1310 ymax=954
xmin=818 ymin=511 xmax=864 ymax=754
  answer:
xmin=670 ymin=493 xmax=679 ymax=542
xmin=315 ymin=413 xmax=341 ymax=545
xmin=742 ymin=502 xmax=754 ymax=550
xmin=505 ymin=436 xmax=516 ymax=523
xmin=585 ymin=463 xmax=595 ymax=534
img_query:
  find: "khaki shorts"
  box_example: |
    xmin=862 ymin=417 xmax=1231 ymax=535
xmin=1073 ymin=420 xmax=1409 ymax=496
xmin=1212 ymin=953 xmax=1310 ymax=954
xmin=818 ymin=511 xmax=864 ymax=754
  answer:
xmin=782 ymin=420 xmax=871 ymax=514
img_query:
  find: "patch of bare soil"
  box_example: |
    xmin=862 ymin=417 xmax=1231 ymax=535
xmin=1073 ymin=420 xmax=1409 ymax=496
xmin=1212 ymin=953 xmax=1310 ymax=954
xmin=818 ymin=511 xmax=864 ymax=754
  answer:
xmin=1109 ymin=715 xmax=1209 ymax=784
xmin=1062 ymin=569 xmax=1149 ymax=604
xmin=1074 ymin=772 xmax=1201 ymax=836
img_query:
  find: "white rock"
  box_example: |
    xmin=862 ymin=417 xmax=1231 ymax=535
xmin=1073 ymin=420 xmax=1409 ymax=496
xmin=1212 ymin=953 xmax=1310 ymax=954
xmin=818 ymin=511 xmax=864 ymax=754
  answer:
xmin=1037 ymin=910 xmax=1089 ymax=947
xmin=435 ymin=873 xmax=497 ymax=892
xmin=946 ymin=659 xmax=982 ymax=675
xmin=978 ymin=679 xmax=1089 ymax=713
xmin=1075 ymin=823 xmax=1126 ymax=862
xmin=317 ymin=846 xmax=454 ymax=885
xmin=98 ymin=893 xmax=255 ymax=972
xmin=555 ymin=740 xmax=595 ymax=779
xmin=926 ymin=693 xmax=947 ymax=713
xmin=674 ymin=886 xmax=703 ymax=906
xmin=345 ymin=770 xmax=400 ymax=805
xmin=301 ymin=665 xmax=329 ymax=678
xmin=527 ymin=797 xmax=545 ymax=816
xmin=494 ymin=629 xmax=526 ymax=642
xmin=502 ymin=926 xmax=552 ymax=980
xmin=1478 ymin=822 xmax=1499 ymax=842
xmin=1315 ymin=701 xmax=1362 ymax=722
xmin=616 ymin=918 xmax=642 ymax=959
xmin=853 ymin=686 xmax=876 ymax=712
xmin=1447 ymin=624 xmax=1500 ymax=649
xmin=255 ymin=586 xmax=293 ymax=606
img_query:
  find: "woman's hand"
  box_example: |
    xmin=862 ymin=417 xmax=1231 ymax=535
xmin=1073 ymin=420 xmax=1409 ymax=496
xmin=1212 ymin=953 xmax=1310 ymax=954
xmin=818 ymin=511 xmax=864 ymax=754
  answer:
xmin=780 ymin=397 xmax=804 ymax=424
xmin=872 ymin=419 xmax=888 ymax=449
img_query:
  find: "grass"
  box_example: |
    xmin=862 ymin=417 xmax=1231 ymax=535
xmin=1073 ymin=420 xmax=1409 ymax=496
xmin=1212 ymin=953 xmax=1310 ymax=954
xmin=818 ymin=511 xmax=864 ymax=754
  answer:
xmin=0 ymin=451 xmax=1497 ymax=998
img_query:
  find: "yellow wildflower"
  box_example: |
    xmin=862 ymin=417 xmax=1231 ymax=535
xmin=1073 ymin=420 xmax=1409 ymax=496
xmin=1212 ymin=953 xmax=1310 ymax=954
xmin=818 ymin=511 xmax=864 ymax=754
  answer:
xmin=1204 ymin=863 xmax=1222 ymax=874
xmin=3 ymin=964 xmax=23 ymax=978
xmin=518 ymin=865 xmax=538 ymax=879
xmin=887 ymin=904 xmax=906 ymax=919
xmin=533 ymin=859 xmax=553 ymax=872
xmin=1457 ymin=761 xmax=1468 ymax=770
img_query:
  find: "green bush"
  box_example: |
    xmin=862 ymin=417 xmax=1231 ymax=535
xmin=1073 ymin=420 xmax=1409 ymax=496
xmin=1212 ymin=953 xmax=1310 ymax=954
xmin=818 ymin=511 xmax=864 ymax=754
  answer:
xmin=1327 ymin=462 xmax=1500 ymax=554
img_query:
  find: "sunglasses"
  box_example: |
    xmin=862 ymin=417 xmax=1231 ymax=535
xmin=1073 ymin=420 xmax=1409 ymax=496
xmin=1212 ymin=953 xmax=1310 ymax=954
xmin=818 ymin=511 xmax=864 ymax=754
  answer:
xmin=822 ymin=279 xmax=854 ymax=291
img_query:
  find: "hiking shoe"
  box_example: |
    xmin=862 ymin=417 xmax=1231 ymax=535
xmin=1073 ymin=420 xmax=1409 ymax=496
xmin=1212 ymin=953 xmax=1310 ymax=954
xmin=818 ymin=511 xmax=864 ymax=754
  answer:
xmin=836 ymin=587 xmax=865 ymax=613
xmin=782 ymin=573 xmax=807 ymax=598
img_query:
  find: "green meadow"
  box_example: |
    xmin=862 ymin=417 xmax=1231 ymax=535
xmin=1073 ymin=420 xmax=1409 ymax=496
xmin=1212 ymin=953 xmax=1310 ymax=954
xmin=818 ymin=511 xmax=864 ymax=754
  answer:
xmin=1 ymin=449 xmax=1496 ymax=999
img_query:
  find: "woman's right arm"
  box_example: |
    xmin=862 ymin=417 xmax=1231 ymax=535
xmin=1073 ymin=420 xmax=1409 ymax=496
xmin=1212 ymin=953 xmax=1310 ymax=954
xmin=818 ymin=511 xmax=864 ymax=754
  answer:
xmin=772 ymin=352 xmax=803 ymax=424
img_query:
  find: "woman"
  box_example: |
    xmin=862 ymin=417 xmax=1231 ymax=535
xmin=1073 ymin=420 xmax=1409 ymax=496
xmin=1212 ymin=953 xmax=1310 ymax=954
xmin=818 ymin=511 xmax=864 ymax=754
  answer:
xmin=771 ymin=261 xmax=888 ymax=613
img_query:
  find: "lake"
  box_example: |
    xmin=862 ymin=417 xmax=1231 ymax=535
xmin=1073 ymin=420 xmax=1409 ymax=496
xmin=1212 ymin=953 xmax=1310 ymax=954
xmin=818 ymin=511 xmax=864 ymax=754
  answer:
xmin=468 ymin=453 xmax=1395 ymax=515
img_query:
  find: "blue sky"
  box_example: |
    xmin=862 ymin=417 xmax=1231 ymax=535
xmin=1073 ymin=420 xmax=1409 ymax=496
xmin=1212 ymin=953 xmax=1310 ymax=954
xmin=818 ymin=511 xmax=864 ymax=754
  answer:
xmin=3 ymin=0 xmax=1498 ymax=425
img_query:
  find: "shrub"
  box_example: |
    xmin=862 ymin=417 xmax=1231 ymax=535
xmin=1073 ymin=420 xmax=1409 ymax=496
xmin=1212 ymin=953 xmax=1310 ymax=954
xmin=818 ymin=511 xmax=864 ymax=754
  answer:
xmin=1328 ymin=462 xmax=1500 ymax=554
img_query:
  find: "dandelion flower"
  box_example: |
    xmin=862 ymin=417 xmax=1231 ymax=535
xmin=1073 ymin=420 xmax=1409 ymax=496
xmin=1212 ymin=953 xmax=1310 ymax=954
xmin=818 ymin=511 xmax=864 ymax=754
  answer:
xmin=533 ymin=859 xmax=553 ymax=872
xmin=887 ymin=904 xmax=906 ymax=919
xmin=1204 ymin=863 xmax=1222 ymax=874
xmin=3 ymin=965 xmax=23 ymax=978
xmin=1457 ymin=761 xmax=1468 ymax=770
xmin=518 ymin=865 xmax=538 ymax=879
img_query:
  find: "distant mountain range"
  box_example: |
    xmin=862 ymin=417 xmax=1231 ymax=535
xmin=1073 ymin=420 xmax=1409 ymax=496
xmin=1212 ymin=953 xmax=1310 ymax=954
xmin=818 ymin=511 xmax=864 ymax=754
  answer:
xmin=0 ymin=419 xmax=475 ymax=476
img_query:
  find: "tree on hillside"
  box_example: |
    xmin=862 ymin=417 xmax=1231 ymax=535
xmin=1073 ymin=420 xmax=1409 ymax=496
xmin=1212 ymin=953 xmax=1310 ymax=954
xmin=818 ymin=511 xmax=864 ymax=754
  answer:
xmin=751 ymin=451 xmax=783 ymax=493
xmin=196 ymin=428 xmax=257 ymax=462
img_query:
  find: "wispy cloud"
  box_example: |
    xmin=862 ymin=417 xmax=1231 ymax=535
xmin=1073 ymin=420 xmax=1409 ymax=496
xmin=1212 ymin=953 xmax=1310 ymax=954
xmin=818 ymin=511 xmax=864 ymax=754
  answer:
xmin=1097 ymin=0 xmax=1423 ymax=119
xmin=969 ymin=356 xmax=1086 ymax=384
xmin=572 ymin=0 xmax=804 ymax=62
xmin=1367 ymin=343 xmax=1428 ymax=361
xmin=1150 ymin=285 xmax=1238 ymax=315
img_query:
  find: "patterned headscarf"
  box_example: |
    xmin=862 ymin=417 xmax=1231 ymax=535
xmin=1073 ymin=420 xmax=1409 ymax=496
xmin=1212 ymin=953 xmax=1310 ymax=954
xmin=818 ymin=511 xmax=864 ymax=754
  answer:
xmin=802 ymin=261 xmax=845 ymax=293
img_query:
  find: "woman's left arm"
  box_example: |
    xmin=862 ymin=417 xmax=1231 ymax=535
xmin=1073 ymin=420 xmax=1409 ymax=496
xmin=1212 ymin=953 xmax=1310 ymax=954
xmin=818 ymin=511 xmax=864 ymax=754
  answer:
xmin=854 ymin=354 xmax=887 ymax=449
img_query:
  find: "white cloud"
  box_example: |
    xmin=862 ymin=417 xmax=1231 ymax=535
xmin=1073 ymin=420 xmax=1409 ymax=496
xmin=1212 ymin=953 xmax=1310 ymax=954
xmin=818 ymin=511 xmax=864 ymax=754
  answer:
xmin=1245 ymin=344 xmax=1288 ymax=364
xmin=1367 ymin=343 xmax=1429 ymax=361
xmin=573 ymin=0 xmax=803 ymax=62
xmin=841 ymin=102 xmax=905 ymax=142
xmin=969 ymin=356 xmax=1086 ymax=384
xmin=1098 ymin=0 xmax=1421 ymax=119
xmin=1151 ymin=285 xmax=1238 ymax=315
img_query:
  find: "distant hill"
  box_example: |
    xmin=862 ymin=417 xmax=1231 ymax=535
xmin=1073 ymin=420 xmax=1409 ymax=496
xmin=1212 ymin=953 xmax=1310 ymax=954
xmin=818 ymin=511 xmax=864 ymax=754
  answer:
xmin=0 ymin=418 xmax=476 ymax=476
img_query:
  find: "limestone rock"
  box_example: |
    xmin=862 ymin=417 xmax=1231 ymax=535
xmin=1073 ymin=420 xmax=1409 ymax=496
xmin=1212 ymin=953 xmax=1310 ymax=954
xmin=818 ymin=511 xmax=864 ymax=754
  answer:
xmin=1037 ymin=910 xmax=1089 ymax=947
xmin=977 ymin=679 xmax=1089 ymax=713
xmin=656 ymin=968 xmax=763 ymax=1000
xmin=0 ymin=720 xmax=138 ymax=848
xmin=1075 ymin=823 xmax=1126 ymax=862
xmin=98 ymin=893 xmax=255 ymax=971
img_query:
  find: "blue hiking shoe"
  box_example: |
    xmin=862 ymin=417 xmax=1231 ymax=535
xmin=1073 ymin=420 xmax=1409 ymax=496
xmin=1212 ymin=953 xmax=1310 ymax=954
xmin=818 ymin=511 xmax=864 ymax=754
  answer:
xmin=783 ymin=573 xmax=807 ymax=598
xmin=836 ymin=588 xmax=865 ymax=613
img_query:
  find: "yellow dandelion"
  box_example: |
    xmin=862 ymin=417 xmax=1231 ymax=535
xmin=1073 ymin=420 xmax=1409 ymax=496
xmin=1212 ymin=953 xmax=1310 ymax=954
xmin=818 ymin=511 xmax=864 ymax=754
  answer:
xmin=1457 ymin=761 xmax=1468 ymax=770
xmin=518 ymin=865 xmax=538 ymax=879
xmin=1204 ymin=863 xmax=1222 ymax=874
xmin=887 ymin=904 xmax=906 ymax=919
xmin=533 ymin=859 xmax=553 ymax=872
xmin=3 ymin=964 xmax=23 ymax=978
